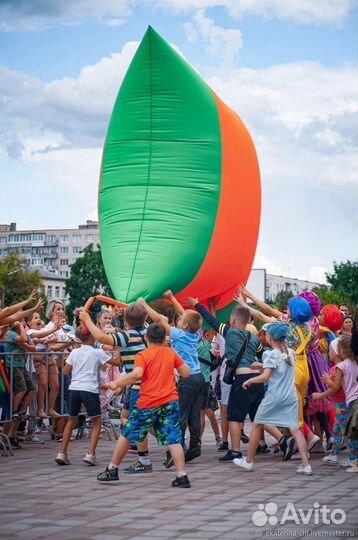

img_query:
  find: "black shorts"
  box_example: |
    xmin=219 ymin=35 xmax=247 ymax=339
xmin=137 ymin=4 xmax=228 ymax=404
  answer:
xmin=12 ymin=368 xmax=35 ymax=395
xmin=200 ymin=382 xmax=210 ymax=410
xmin=227 ymin=374 xmax=264 ymax=423
xmin=69 ymin=390 xmax=101 ymax=419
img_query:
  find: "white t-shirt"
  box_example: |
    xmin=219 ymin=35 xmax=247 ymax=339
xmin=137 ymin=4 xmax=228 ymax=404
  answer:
xmin=67 ymin=345 xmax=109 ymax=393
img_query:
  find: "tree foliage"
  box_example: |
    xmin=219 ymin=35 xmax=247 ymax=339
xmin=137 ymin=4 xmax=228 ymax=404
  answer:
xmin=325 ymin=260 xmax=358 ymax=308
xmin=0 ymin=253 xmax=43 ymax=307
xmin=311 ymin=285 xmax=346 ymax=308
xmin=270 ymin=290 xmax=293 ymax=312
xmin=65 ymin=244 xmax=113 ymax=318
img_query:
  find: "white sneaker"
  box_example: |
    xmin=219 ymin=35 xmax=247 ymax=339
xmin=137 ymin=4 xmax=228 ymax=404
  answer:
xmin=307 ymin=434 xmax=320 ymax=452
xmin=296 ymin=464 xmax=313 ymax=476
xmin=339 ymin=459 xmax=351 ymax=468
xmin=322 ymin=454 xmax=338 ymax=464
xmin=83 ymin=453 xmax=98 ymax=466
xmin=55 ymin=453 xmax=70 ymax=465
xmin=233 ymin=457 xmax=253 ymax=471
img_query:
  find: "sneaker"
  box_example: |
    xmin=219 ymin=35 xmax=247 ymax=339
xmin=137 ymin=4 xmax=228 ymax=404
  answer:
xmin=339 ymin=459 xmax=351 ymax=468
xmin=241 ymin=432 xmax=249 ymax=444
xmin=185 ymin=446 xmax=201 ymax=463
xmin=83 ymin=453 xmax=98 ymax=466
xmin=256 ymin=443 xmax=271 ymax=454
xmin=172 ymin=475 xmax=191 ymax=488
xmin=307 ymin=434 xmax=320 ymax=452
xmin=55 ymin=453 xmax=70 ymax=465
xmin=24 ymin=436 xmax=44 ymax=443
xmin=322 ymin=454 xmax=338 ymax=464
xmin=217 ymin=442 xmax=229 ymax=452
xmin=123 ymin=460 xmax=153 ymax=474
xmin=163 ymin=450 xmax=174 ymax=469
xmin=346 ymin=461 xmax=358 ymax=473
xmin=97 ymin=466 xmax=119 ymax=482
xmin=215 ymin=436 xmax=223 ymax=447
xmin=296 ymin=464 xmax=313 ymax=476
xmin=325 ymin=436 xmax=334 ymax=452
xmin=233 ymin=457 xmax=254 ymax=471
xmin=283 ymin=437 xmax=296 ymax=462
xmin=219 ymin=450 xmax=242 ymax=462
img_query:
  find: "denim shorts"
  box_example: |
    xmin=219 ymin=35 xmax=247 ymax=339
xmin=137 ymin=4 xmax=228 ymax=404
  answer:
xmin=69 ymin=390 xmax=101 ymax=419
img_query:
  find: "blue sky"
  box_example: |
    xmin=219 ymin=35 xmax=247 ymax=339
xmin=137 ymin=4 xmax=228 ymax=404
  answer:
xmin=0 ymin=0 xmax=357 ymax=282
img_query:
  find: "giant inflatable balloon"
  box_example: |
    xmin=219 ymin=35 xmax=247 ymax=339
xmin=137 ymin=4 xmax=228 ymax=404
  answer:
xmin=99 ymin=26 xmax=261 ymax=309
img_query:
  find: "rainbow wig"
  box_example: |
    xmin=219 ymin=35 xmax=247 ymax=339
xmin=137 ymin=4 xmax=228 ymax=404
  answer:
xmin=288 ymin=297 xmax=313 ymax=325
xmin=298 ymin=291 xmax=321 ymax=317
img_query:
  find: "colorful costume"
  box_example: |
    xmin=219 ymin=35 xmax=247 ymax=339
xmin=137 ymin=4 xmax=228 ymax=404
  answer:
xmin=306 ymin=317 xmax=333 ymax=415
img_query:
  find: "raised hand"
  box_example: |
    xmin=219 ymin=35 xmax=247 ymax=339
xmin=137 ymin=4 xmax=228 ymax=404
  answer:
xmin=79 ymin=310 xmax=91 ymax=323
xmin=35 ymin=298 xmax=45 ymax=311
xmin=187 ymin=297 xmax=199 ymax=307
xmin=163 ymin=290 xmax=174 ymax=299
xmin=27 ymin=289 xmax=37 ymax=304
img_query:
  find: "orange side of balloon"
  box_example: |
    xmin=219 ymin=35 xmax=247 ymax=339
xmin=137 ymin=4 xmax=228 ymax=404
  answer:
xmin=177 ymin=92 xmax=261 ymax=309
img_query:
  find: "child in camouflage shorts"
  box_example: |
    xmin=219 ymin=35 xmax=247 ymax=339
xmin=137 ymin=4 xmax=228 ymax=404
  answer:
xmin=97 ymin=322 xmax=192 ymax=488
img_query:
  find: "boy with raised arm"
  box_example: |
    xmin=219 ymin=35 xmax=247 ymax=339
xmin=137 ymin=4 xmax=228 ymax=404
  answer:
xmin=139 ymin=292 xmax=205 ymax=465
xmin=187 ymin=297 xmax=265 ymax=463
xmin=96 ymin=322 xmax=192 ymax=488
xmin=80 ymin=302 xmax=153 ymax=473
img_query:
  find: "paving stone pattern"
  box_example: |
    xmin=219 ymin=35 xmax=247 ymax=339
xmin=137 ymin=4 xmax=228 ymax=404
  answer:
xmin=0 ymin=427 xmax=357 ymax=540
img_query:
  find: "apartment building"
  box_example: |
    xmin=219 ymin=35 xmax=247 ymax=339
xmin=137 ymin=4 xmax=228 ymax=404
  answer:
xmin=0 ymin=221 xmax=99 ymax=278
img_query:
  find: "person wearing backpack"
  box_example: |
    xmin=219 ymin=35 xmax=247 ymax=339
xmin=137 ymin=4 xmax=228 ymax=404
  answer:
xmin=187 ymin=298 xmax=264 ymax=463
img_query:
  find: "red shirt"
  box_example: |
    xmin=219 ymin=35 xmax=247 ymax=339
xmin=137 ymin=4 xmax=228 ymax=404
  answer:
xmin=135 ymin=346 xmax=184 ymax=409
xmin=329 ymin=365 xmax=346 ymax=403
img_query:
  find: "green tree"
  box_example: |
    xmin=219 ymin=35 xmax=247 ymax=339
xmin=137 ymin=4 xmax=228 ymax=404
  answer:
xmin=271 ymin=290 xmax=294 ymax=312
xmin=311 ymin=285 xmax=346 ymax=308
xmin=326 ymin=260 xmax=358 ymax=308
xmin=0 ymin=253 xmax=42 ymax=307
xmin=65 ymin=244 xmax=113 ymax=318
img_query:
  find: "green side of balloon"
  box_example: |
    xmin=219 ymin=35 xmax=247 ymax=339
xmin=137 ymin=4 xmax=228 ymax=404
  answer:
xmin=99 ymin=26 xmax=222 ymax=303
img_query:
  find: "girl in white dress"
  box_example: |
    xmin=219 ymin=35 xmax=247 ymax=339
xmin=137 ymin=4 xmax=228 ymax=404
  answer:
xmin=234 ymin=322 xmax=312 ymax=475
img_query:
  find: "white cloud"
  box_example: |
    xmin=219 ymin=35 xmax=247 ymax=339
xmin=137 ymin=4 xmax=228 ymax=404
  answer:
xmin=0 ymin=0 xmax=131 ymax=31
xmin=152 ymin=0 xmax=356 ymax=25
xmin=184 ymin=10 xmax=242 ymax=69
xmin=0 ymin=0 xmax=355 ymax=31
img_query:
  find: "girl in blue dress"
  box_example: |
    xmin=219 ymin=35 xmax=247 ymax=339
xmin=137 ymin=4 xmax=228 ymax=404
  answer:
xmin=234 ymin=323 xmax=313 ymax=475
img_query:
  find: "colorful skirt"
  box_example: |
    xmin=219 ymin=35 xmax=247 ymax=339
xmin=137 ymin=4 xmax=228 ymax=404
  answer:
xmin=306 ymin=348 xmax=333 ymax=415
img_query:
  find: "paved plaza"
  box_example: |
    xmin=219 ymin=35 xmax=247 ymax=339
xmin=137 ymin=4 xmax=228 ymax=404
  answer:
xmin=0 ymin=426 xmax=357 ymax=540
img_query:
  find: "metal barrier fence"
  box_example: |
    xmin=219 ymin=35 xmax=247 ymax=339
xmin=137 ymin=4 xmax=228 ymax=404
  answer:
xmin=0 ymin=342 xmax=122 ymax=456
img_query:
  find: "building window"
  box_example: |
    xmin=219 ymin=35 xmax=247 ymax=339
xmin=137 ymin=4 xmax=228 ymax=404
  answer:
xmin=62 ymin=287 xmax=67 ymax=297
xmin=60 ymin=235 xmax=69 ymax=242
xmin=72 ymin=234 xmax=82 ymax=242
xmin=33 ymin=233 xmax=45 ymax=241
xmin=60 ymin=247 xmax=69 ymax=254
xmin=72 ymin=247 xmax=82 ymax=254
xmin=0 ymin=237 xmax=7 ymax=244
xmin=47 ymin=235 xmax=57 ymax=243
xmin=60 ymin=271 xmax=69 ymax=278
xmin=60 ymin=259 xmax=69 ymax=266
xmin=55 ymin=286 xmax=60 ymax=298
xmin=86 ymin=234 xmax=94 ymax=242
xmin=31 ymin=258 xmax=43 ymax=265
xmin=47 ymin=286 xmax=53 ymax=298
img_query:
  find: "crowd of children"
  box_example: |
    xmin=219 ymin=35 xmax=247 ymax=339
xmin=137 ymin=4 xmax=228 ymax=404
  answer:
xmin=0 ymin=287 xmax=357 ymax=488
